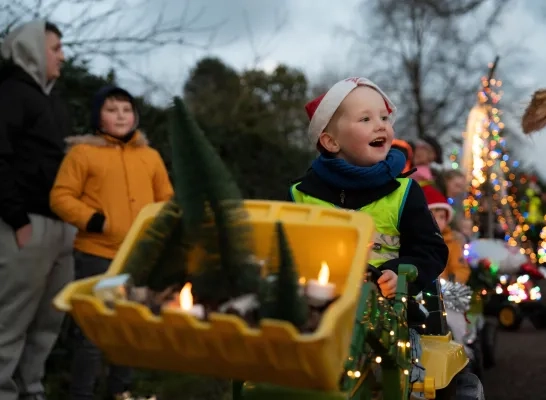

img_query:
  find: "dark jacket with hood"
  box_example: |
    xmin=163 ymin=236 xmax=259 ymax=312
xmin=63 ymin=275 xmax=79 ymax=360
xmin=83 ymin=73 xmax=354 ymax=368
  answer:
xmin=289 ymin=169 xmax=448 ymax=294
xmin=0 ymin=20 xmax=72 ymax=231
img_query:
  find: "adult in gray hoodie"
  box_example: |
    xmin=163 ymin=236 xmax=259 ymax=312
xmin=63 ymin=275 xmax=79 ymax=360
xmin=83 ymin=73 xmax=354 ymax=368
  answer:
xmin=0 ymin=20 xmax=75 ymax=400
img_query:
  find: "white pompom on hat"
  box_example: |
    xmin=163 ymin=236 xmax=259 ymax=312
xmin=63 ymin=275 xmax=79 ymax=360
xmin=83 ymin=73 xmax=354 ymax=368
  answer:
xmin=305 ymin=77 xmax=397 ymax=144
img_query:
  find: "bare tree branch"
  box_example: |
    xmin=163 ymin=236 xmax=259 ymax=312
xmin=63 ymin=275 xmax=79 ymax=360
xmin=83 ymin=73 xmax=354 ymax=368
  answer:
xmin=242 ymin=6 xmax=288 ymax=70
xmin=335 ymin=0 xmax=521 ymax=146
xmin=1 ymin=0 xmax=228 ymax=94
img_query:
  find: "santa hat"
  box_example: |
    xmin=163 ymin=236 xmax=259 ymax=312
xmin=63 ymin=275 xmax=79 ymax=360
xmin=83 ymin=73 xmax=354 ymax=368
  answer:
xmin=422 ymin=185 xmax=454 ymax=223
xmin=305 ymin=77 xmax=397 ymax=144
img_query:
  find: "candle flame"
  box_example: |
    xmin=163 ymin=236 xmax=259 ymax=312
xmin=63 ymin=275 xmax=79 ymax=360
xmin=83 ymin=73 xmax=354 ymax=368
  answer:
xmin=318 ymin=261 xmax=330 ymax=285
xmin=180 ymin=283 xmax=193 ymax=310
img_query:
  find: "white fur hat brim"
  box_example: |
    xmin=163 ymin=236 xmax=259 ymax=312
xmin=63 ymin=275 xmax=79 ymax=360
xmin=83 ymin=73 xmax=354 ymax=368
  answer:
xmin=307 ymin=77 xmax=397 ymax=144
xmin=429 ymin=203 xmax=454 ymax=224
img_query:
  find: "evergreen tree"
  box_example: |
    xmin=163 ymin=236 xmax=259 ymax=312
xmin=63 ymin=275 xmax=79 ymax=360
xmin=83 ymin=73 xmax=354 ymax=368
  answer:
xmin=274 ymin=222 xmax=308 ymax=327
xmin=169 ymin=98 xmax=261 ymax=305
xmin=122 ymin=200 xmax=184 ymax=289
xmin=258 ymin=222 xmax=308 ymax=328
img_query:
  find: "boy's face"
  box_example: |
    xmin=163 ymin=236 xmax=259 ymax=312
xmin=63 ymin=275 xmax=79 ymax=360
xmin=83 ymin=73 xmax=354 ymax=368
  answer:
xmin=431 ymin=208 xmax=448 ymax=232
xmin=100 ymin=98 xmax=135 ymax=138
xmin=320 ymin=86 xmax=394 ymax=167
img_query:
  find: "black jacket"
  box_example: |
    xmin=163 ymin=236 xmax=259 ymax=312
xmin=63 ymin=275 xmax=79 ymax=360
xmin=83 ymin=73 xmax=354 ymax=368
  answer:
xmin=0 ymin=66 xmax=72 ymax=230
xmin=288 ymin=170 xmax=448 ymax=293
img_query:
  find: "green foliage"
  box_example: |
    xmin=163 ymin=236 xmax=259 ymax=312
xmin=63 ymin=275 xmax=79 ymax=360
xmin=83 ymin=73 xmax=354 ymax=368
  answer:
xmin=168 ymin=97 xmax=260 ymax=304
xmin=259 ymin=222 xmax=308 ymax=328
xmin=183 ymin=57 xmax=314 ymax=200
xmin=121 ymin=200 xmax=194 ymax=292
xmin=168 ymin=97 xmax=210 ymax=232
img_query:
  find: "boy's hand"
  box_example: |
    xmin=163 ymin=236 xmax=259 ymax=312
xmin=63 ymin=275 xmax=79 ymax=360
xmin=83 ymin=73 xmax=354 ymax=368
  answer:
xmin=377 ymin=270 xmax=398 ymax=298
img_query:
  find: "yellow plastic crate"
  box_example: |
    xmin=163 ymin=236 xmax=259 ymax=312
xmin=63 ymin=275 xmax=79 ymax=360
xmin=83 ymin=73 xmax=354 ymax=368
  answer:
xmin=54 ymin=200 xmax=374 ymax=391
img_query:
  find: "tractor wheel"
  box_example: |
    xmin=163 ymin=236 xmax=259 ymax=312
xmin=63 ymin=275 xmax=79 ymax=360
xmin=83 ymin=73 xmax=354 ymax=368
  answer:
xmin=435 ymin=372 xmax=484 ymax=400
xmin=529 ymin=307 xmax=546 ymax=329
xmin=468 ymin=341 xmax=484 ymax=380
xmin=480 ymin=319 xmax=497 ymax=368
xmin=497 ymin=304 xmax=522 ymax=331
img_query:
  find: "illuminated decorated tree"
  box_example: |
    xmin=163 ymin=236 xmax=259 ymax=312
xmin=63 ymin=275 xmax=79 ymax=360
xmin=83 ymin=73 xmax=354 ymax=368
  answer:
xmin=460 ymin=58 xmax=538 ymax=262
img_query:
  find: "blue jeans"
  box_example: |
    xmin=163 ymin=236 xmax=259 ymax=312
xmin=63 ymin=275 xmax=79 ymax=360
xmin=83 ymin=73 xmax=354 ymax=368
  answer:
xmin=69 ymin=251 xmax=132 ymax=400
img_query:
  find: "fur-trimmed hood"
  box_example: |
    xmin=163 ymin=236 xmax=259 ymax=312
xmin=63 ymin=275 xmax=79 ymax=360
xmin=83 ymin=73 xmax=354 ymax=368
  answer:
xmin=64 ymin=131 xmax=149 ymax=150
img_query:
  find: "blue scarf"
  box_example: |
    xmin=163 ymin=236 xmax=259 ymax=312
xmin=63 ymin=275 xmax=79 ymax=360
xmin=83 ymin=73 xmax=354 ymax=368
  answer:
xmin=311 ymin=149 xmax=406 ymax=190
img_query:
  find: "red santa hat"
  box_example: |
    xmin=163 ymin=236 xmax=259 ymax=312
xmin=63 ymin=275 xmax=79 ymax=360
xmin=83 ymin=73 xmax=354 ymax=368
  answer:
xmin=422 ymin=185 xmax=454 ymax=223
xmin=305 ymin=77 xmax=397 ymax=144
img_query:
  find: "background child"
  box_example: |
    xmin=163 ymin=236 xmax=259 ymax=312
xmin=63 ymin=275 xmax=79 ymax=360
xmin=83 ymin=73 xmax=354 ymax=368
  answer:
xmin=454 ymin=215 xmax=475 ymax=244
xmin=423 ymin=185 xmax=470 ymax=284
xmin=50 ymin=85 xmax=173 ymax=400
xmin=410 ymin=136 xmax=443 ymax=186
xmin=289 ymin=77 xmax=448 ymax=297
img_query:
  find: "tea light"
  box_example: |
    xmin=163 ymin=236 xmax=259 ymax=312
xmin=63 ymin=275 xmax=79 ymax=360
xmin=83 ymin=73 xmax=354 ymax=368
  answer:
xmin=179 ymin=283 xmax=205 ymax=319
xmin=306 ymin=261 xmax=336 ymax=306
xmin=93 ymin=274 xmax=130 ymax=304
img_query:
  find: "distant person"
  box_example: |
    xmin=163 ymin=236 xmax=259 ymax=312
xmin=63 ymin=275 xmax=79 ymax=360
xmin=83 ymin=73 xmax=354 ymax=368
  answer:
xmin=436 ymin=169 xmax=466 ymax=200
xmin=411 ymin=136 xmax=443 ymax=186
xmin=0 ymin=20 xmax=75 ymax=400
xmin=424 ymin=185 xmax=470 ymax=284
xmin=50 ymin=85 xmax=174 ymax=400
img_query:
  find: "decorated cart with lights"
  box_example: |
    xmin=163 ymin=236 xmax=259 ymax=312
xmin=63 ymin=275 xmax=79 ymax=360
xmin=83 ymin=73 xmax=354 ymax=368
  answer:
xmin=465 ymin=239 xmax=546 ymax=331
xmin=53 ymin=98 xmax=481 ymax=400
xmin=486 ymin=265 xmax=545 ymax=331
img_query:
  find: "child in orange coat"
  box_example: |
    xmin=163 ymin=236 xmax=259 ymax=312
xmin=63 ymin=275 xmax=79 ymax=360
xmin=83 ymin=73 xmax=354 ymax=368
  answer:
xmin=50 ymin=85 xmax=173 ymax=399
xmin=423 ymin=185 xmax=470 ymax=284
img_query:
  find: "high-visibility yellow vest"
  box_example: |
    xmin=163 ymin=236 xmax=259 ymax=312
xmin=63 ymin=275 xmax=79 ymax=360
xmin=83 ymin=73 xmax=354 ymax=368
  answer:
xmin=290 ymin=178 xmax=411 ymax=267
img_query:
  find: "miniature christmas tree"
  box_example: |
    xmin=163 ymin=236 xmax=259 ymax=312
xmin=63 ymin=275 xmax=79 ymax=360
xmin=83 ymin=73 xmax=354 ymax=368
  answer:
xmin=168 ymin=98 xmax=261 ymax=306
xmin=273 ymin=222 xmax=308 ymax=327
xmin=146 ymin=219 xmax=191 ymax=292
xmin=258 ymin=222 xmax=308 ymax=329
xmin=122 ymin=200 xmax=184 ymax=289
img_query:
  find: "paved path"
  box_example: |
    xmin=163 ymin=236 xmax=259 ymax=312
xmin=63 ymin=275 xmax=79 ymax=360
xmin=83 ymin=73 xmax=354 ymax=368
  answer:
xmin=482 ymin=321 xmax=545 ymax=399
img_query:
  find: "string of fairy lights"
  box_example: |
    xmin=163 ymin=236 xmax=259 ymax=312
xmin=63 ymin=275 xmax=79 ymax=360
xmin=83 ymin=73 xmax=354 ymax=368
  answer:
xmin=342 ymin=286 xmax=446 ymax=395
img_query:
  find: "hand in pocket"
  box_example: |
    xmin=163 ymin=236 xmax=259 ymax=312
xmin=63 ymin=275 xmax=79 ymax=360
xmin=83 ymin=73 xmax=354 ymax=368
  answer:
xmin=15 ymin=224 xmax=33 ymax=249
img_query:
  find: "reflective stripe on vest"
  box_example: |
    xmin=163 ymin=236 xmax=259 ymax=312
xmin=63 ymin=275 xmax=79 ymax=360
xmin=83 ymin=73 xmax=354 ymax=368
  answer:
xmin=290 ymin=178 xmax=411 ymax=268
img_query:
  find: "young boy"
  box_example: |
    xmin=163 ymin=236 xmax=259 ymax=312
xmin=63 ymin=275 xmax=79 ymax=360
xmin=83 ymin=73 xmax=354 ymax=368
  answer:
xmin=289 ymin=77 xmax=448 ymax=297
xmin=50 ymin=85 xmax=173 ymax=400
xmin=423 ymin=185 xmax=470 ymax=284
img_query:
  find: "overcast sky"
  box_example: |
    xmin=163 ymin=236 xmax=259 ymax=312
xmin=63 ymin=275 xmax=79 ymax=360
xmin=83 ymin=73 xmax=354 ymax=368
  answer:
xmin=7 ymin=0 xmax=546 ymax=176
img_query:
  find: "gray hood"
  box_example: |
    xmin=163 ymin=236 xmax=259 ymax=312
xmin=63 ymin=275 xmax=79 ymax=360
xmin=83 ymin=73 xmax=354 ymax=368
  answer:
xmin=1 ymin=19 xmax=55 ymax=94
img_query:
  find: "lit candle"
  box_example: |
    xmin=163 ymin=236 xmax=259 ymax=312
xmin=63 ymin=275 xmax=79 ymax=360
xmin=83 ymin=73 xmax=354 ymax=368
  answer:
xmin=306 ymin=261 xmax=336 ymax=306
xmin=179 ymin=283 xmax=205 ymax=319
